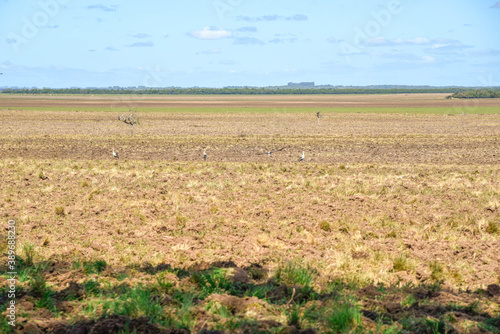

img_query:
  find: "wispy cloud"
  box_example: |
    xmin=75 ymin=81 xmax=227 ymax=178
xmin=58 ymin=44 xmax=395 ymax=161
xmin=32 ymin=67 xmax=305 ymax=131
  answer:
xmin=233 ymin=37 xmax=265 ymax=45
xmin=287 ymin=14 xmax=307 ymax=21
xmin=86 ymin=4 xmax=118 ymax=12
xmin=237 ymin=26 xmax=258 ymax=32
xmin=383 ymin=52 xmax=437 ymax=64
xmin=327 ymin=37 xmax=343 ymax=44
xmin=131 ymin=33 xmax=151 ymax=39
xmin=189 ymin=27 xmax=232 ymax=40
xmin=126 ymin=41 xmax=154 ymax=47
xmin=269 ymin=34 xmax=298 ymax=44
xmin=491 ymin=1 xmax=500 ymax=8
xmin=361 ymin=37 xmax=432 ymax=46
xmin=358 ymin=37 xmax=473 ymax=56
xmin=269 ymin=38 xmax=297 ymax=44
xmin=105 ymin=46 xmax=119 ymax=51
xmin=426 ymin=41 xmax=473 ymax=55
xmin=237 ymin=14 xmax=308 ymax=22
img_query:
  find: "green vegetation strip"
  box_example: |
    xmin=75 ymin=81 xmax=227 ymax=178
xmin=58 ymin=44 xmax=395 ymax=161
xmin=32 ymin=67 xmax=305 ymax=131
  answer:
xmin=2 ymin=106 xmax=500 ymax=114
xmin=0 ymin=87 xmax=471 ymax=95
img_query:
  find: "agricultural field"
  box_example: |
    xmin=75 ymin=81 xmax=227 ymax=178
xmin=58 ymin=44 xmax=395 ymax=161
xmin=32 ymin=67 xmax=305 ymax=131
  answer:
xmin=0 ymin=94 xmax=499 ymax=333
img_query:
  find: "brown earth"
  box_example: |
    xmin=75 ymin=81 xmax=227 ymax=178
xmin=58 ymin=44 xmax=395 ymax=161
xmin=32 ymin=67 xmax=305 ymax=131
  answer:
xmin=0 ymin=110 xmax=499 ymax=165
xmin=1 ymin=93 xmax=500 ymax=108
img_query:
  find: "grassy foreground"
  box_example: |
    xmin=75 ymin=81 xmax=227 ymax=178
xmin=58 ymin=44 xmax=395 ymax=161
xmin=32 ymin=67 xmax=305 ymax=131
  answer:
xmin=1 ymin=159 xmax=499 ymax=333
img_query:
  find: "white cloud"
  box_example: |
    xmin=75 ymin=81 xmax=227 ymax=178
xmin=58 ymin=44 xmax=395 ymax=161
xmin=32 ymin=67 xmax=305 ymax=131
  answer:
xmin=407 ymin=37 xmax=430 ymax=45
xmin=131 ymin=33 xmax=151 ymax=39
xmin=267 ymin=33 xmax=298 ymax=44
xmin=126 ymin=41 xmax=154 ymax=47
xmin=237 ymin=14 xmax=308 ymax=22
xmin=86 ymin=4 xmax=118 ymax=12
xmin=237 ymin=26 xmax=258 ymax=32
xmin=363 ymin=37 xmax=389 ymax=45
xmin=362 ymin=37 xmax=432 ymax=46
xmin=233 ymin=37 xmax=265 ymax=45
xmin=428 ymin=42 xmax=473 ymax=54
xmin=189 ymin=27 xmax=232 ymax=40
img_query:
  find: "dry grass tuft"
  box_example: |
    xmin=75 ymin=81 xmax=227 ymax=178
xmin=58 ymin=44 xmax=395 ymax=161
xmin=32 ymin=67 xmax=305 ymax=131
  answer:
xmin=54 ymin=206 xmax=65 ymax=216
xmin=485 ymin=221 xmax=499 ymax=235
xmin=319 ymin=220 xmax=331 ymax=232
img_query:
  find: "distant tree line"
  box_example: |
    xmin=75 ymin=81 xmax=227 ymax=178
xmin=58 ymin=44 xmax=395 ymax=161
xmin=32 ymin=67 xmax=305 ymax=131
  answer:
xmin=0 ymin=87 xmax=476 ymax=95
xmin=446 ymin=89 xmax=500 ymax=99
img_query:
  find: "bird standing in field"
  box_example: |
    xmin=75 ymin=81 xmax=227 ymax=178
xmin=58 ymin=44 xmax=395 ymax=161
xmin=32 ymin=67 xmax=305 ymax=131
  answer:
xmin=203 ymin=150 xmax=207 ymax=161
xmin=316 ymin=111 xmax=322 ymax=125
xmin=112 ymin=148 xmax=119 ymax=159
xmin=298 ymin=151 xmax=305 ymax=162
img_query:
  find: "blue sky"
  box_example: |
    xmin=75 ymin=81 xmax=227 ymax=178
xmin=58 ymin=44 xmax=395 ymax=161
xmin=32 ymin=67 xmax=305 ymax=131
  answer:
xmin=1 ymin=0 xmax=499 ymax=88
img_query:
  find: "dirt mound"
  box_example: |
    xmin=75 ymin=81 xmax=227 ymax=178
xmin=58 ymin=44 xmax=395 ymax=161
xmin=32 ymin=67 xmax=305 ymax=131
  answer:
xmin=487 ymin=284 xmax=500 ymax=297
xmin=17 ymin=315 xmax=190 ymax=334
xmin=55 ymin=282 xmax=84 ymax=301
xmin=206 ymin=294 xmax=266 ymax=314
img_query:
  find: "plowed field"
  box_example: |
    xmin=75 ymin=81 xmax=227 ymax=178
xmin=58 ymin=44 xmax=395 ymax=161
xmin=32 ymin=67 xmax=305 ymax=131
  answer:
xmin=0 ymin=94 xmax=499 ymax=333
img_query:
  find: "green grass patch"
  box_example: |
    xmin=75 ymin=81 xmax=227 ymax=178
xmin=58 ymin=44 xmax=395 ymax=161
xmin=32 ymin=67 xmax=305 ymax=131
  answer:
xmin=326 ymin=303 xmax=362 ymax=333
xmin=275 ymin=261 xmax=317 ymax=287
xmin=82 ymin=279 xmax=101 ymax=296
xmin=82 ymin=260 xmax=107 ymax=275
xmin=192 ymin=268 xmax=234 ymax=298
xmin=29 ymin=273 xmax=57 ymax=312
xmin=103 ymin=286 xmax=166 ymax=323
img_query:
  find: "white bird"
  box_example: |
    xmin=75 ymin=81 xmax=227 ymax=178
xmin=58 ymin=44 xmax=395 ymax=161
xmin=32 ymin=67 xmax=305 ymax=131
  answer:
xmin=298 ymin=151 xmax=305 ymax=162
xmin=112 ymin=148 xmax=119 ymax=159
xmin=203 ymin=150 xmax=207 ymax=161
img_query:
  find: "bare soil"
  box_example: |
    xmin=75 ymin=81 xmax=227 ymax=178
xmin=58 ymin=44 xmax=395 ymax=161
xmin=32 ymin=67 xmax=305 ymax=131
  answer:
xmin=1 ymin=93 xmax=500 ymax=108
xmin=0 ymin=110 xmax=499 ymax=165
